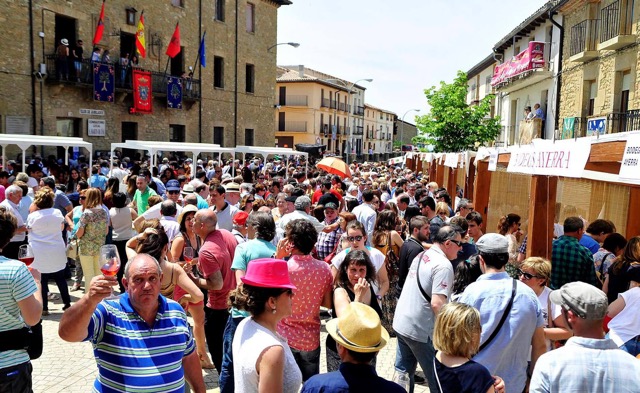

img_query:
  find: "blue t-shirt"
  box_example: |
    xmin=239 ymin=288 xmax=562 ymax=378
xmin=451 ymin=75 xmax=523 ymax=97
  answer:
xmin=580 ymin=233 xmax=600 ymax=254
xmin=230 ymin=238 xmax=277 ymax=318
xmin=302 ymin=362 xmax=405 ymax=393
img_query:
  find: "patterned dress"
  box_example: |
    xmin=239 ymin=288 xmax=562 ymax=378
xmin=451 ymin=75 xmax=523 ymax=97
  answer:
xmin=78 ymin=208 xmax=108 ymax=256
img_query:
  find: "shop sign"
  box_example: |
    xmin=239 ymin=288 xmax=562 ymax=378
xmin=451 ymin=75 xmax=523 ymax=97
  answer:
xmin=507 ymin=139 xmax=591 ymax=178
xmin=619 ymin=133 xmax=640 ymax=182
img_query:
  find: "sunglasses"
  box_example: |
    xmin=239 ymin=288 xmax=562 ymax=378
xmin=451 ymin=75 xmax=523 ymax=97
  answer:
xmin=449 ymin=239 xmax=462 ymax=247
xmin=167 ymin=190 xmax=180 ymax=195
xmin=347 ymin=235 xmax=364 ymax=242
xmin=517 ymin=269 xmax=542 ymax=280
xmin=79 ymin=196 xmax=86 ymax=200
xmin=247 ymin=199 xmax=255 ymax=203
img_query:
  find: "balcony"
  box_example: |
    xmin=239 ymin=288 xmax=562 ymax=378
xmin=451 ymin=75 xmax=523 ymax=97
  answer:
xmin=44 ymin=55 xmax=201 ymax=100
xmin=277 ymin=121 xmax=308 ymax=132
xmin=321 ymin=98 xmax=330 ymax=108
xmin=598 ymin=0 xmax=635 ymax=51
xmin=559 ymin=117 xmax=588 ymax=139
xmin=330 ymin=100 xmax=337 ymax=109
xmin=570 ymin=19 xmax=599 ymax=62
xmin=353 ymin=126 xmax=364 ymax=135
xmin=338 ymin=102 xmax=346 ymax=112
xmin=607 ymin=109 xmax=640 ymax=133
xmin=353 ymin=106 xmax=364 ymax=116
xmin=278 ymin=95 xmax=308 ymax=106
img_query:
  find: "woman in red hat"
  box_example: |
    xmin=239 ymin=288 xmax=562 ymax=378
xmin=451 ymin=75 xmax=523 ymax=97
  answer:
xmin=229 ymin=258 xmax=302 ymax=392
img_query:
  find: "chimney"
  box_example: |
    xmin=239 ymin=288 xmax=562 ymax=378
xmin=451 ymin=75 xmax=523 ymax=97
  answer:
xmin=298 ymin=65 xmax=305 ymax=78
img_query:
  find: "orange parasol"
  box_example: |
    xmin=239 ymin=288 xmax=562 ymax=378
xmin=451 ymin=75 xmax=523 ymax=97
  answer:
xmin=317 ymin=156 xmax=352 ymax=178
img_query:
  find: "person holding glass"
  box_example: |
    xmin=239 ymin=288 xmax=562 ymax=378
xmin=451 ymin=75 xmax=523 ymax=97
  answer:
xmin=76 ymin=188 xmax=109 ymax=292
xmin=26 ymin=187 xmax=71 ymax=315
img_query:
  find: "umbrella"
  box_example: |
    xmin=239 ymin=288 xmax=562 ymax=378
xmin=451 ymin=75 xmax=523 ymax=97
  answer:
xmin=317 ymin=156 xmax=352 ymax=178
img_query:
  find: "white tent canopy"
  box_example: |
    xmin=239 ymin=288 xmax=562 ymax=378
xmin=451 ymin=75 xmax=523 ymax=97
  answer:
xmin=110 ymin=141 xmax=235 ymax=179
xmin=234 ymin=145 xmax=309 ymax=178
xmin=0 ymin=134 xmax=93 ymax=181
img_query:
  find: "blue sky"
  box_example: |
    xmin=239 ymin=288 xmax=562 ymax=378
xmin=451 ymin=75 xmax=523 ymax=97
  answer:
xmin=277 ymin=0 xmax=548 ymax=122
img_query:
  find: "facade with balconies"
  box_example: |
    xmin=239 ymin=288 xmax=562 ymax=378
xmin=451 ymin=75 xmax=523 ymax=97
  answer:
xmin=275 ymin=65 xmax=369 ymax=159
xmin=489 ymin=1 xmax=564 ymax=146
xmin=364 ymin=104 xmax=395 ymax=161
xmin=558 ymin=0 xmax=640 ymax=139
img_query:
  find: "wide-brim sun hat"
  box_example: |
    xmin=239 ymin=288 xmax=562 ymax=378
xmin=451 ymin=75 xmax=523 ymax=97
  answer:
xmin=325 ymin=302 xmax=389 ymax=353
xmin=240 ymin=258 xmax=296 ymax=290
xmin=177 ymin=204 xmax=199 ymax=225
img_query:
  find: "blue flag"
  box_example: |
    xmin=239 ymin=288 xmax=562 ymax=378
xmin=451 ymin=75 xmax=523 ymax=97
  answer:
xmin=199 ymin=32 xmax=206 ymax=67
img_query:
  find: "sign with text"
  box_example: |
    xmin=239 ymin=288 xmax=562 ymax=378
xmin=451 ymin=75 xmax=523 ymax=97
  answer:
xmin=79 ymin=109 xmax=105 ymax=116
xmin=5 ymin=116 xmax=30 ymax=135
xmin=619 ymin=134 xmax=640 ymax=182
xmin=491 ymin=41 xmax=546 ymax=86
xmin=488 ymin=151 xmax=499 ymax=171
xmin=87 ymin=119 xmax=106 ymax=136
xmin=507 ymin=139 xmax=591 ymax=178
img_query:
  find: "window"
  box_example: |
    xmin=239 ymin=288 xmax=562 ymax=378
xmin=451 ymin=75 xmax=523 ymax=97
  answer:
xmin=215 ymin=0 xmax=225 ymax=21
xmin=170 ymin=124 xmax=185 ymax=142
xmin=245 ymin=64 xmax=255 ymax=93
xmin=588 ymin=80 xmax=597 ymax=117
xmin=171 ymin=0 xmax=184 ymax=7
xmin=245 ymin=129 xmax=254 ymax=146
xmin=485 ymin=76 xmax=492 ymax=95
xmin=214 ymin=56 xmax=224 ymax=88
xmin=214 ymin=126 xmax=224 ymax=145
xmin=126 ymin=8 xmax=137 ymax=26
xmin=246 ymin=3 xmax=255 ymax=33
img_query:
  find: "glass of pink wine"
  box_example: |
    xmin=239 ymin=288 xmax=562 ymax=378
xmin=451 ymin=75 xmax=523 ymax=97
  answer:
xmin=99 ymin=245 xmax=121 ymax=298
xmin=183 ymin=247 xmax=194 ymax=265
xmin=18 ymin=244 xmax=35 ymax=269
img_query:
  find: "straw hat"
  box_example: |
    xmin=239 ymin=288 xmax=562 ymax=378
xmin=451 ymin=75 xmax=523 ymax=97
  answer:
xmin=325 ymin=302 xmax=389 ymax=353
xmin=177 ymin=204 xmax=199 ymax=225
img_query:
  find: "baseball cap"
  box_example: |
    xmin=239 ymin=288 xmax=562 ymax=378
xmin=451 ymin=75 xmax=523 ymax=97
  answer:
xmin=166 ymin=179 xmax=180 ymax=192
xmin=233 ymin=211 xmax=249 ymax=226
xmin=324 ymin=202 xmax=338 ymax=210
xmin=549 ymin=282 xmax=608 ymax=320
xmin=476 ymin=233 xmax=509 ymax=254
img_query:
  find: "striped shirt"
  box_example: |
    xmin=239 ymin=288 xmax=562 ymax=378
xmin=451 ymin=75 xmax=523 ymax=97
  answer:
xmin=0 ymin=256 xmax=38 ymax=369
xmin=85 ymin=293 xmax=195 ymax=393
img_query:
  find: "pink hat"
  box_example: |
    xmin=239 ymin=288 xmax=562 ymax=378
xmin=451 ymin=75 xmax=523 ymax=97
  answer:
xmin=241 ymin=258 xmax=296 ymax=290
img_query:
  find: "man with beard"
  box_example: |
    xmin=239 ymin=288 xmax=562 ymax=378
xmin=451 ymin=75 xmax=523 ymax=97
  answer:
xmin=397 ymin=216 xmax=430 ymax=292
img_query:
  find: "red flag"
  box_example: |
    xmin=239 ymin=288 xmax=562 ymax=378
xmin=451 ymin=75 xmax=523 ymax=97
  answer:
xmin=136 ymin=11 xmax=146 ymax=58
xmin=166 ymin=23 xmax=181 ymax=58
xmin=92 ymin=0 xmax=105 ymax=45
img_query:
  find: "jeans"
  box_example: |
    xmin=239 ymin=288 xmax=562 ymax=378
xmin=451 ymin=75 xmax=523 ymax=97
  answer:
xmin=620 ymin=335 xmax=640 ymax=357
xmin=41 ymin=269 xmax=71 ymax=311
xmin=219 ymin=315 xmax=244 ymax=393
xmin=291 ymin=346 xmax=321 ymax=381
xmin=204 ymin=307 xmax=230 ymax=373
xmin=394 ymin=333 xmax=438 ymax=393
xmin=0 ymin=362 xmax=32 ymax=393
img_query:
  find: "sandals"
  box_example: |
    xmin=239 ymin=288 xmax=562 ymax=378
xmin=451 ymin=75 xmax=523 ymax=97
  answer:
xmin=199 ymin=353 xmax=215 ymax=369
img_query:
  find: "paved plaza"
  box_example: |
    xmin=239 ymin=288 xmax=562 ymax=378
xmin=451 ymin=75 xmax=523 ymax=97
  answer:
xmin=32 ymin=283 xmax=429 ymax=392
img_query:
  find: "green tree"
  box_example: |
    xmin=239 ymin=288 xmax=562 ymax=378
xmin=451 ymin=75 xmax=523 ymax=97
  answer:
xmin=414 ymin=71 xmax=500 ymax=152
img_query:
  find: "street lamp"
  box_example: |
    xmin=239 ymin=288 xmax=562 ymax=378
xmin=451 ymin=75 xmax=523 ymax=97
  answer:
xmin=401 ymin=108 xmax=421 ymax=148
xmin=322 ymin=78 xmax=373 ymax=165
xmin=267 ymin=42 xmax=301 ymax=52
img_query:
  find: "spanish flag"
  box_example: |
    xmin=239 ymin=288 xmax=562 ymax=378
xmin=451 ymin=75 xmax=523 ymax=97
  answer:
xmin=136 ymin=11 xmax=146 ymax=58
xmin=92 ymin=0 xmax=105 ymax=45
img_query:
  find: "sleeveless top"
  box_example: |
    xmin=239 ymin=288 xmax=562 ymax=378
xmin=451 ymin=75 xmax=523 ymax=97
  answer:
xmin=233 ymin=318 xmax=302 ymax=393
xmin=326 ymin=285 xmax=382 ymax=352
xmin=160 ymin=265 xmax=175 ymax=298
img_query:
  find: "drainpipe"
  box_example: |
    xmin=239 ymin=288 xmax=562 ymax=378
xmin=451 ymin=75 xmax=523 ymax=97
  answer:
xmin=198 ymin=0 xmax=202 ymax=143
xmin=492 ymin=50 xmax=505 ymax=145
xmin=233 ymin=0 xmax=239 ymax=148
xmin=549 ymin=9 xmax=564 ymax=140
xmin=29 ymin=0 xmax=37 ymax=136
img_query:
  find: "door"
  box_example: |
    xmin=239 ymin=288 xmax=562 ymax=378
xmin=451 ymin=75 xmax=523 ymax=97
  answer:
xmin=278 ymin=112 xmax=285 ymax=131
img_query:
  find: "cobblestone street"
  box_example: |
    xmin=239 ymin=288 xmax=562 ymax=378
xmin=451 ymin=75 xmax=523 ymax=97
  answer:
xmin=32 ymin=283 xmax=428 ymax=392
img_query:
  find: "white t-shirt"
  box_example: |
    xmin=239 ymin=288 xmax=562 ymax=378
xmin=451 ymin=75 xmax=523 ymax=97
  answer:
xmin=26 ymin=208 xmax=66 ymax=274
xmin=332 ymin=247 xmax=386 ymax=296
xmin=608 ymin=287 xmax=640 ymax=347
xmin=538 ymin=286 xmax=563 ymax=351
xmin=211 ymin=202 xmax=239 ymax=232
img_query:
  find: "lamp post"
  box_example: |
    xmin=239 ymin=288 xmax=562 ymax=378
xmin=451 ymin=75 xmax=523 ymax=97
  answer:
xmin=323 ymin=78 xmax=372 ymax=165
xmin=267 ymin=42 xmax=301 ymax=52
xmin=401 ymin=108 xmax=421 ymax=148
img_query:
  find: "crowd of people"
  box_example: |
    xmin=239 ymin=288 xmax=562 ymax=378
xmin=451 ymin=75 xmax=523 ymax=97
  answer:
xmin=1 ymin=151 xmax=640 ymax=392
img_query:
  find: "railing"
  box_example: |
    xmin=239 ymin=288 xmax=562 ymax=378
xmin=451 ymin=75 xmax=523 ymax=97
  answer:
xmin=330 ymin=100 xmax=337 ymax=109
xmin=278 ymin=121 xmax=307 ymax=132
xmin=278 ymin=95 xmax=308 ymax=106
xmin=321 ymin=98 xmax=330 ymax=108
xmin=608 ymin=109 xmax=640 ymax=133
xmin=570 ymin=19 xmax=598 ymax=56
xmin=339 ymin=102 xmax=346 ymax=111
xmin=44 ymin=55 xmax=201 ymax=99
xmin=353 ymin=106 xmax=364 ymax=116
xmin=600 ymin=0 xmax=631 ymax=42
xmin=353 ymin=126 xmax=364 ymax=135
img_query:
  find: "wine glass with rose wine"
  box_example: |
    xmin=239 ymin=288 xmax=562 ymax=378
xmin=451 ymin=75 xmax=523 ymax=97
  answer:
xmin=99 ymin=245 xmax=121 ymax=298
xmin=18 ymin=244 xmax=35 ymax=268
xmin=183 ymin=247 xmax=194 ymax=264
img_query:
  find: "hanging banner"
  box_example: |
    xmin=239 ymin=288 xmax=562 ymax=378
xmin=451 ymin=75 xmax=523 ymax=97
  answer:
xmin=444 ymin=153 xmax=460 ymax=168
xmin=562 ymin=117 xmax=576 ymax=139
xmin=619 ymin=133 xmax=640 ymax=182
xmin=93 ymin=62 xmax=115 ymax=102
xmin=488 ymin=150 xmax=499 ymax=171
xmin=491 ymin=41 xmax=546 ymax=86
xmin=167 ymin=76 xmax=183 ymax=109
xmin=507 ymin=138 xmax=591 ymax=178
xmin=132 ymin=69 xmax=152 ymax=114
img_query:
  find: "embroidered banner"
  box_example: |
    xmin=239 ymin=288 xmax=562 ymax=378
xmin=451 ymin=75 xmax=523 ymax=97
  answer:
xmin=132 ymin=69 xmax=152 ymax=114
xmin=491 ymin=41 xmax=546 ymax=86
xmin=93 ymin=62 xmax=114 ymax=102
xmin=167 ymin=76 xmax=183 ymax=109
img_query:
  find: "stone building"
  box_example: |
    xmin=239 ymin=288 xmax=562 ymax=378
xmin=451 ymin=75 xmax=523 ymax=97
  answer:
xmin=558 ymin=0 xmax=639 ymax=137
xmin=466 ymin=53 xmax=496 ymax=113
xmin=0 ymin=0 xmax=290 ymax=158
xmin=275 ymin=65 xmax=371 ymax=161
xmin=393 ymin=118 xmax=417 ymax=146
xmin=363 ymin=104 xmax=394 ymax=161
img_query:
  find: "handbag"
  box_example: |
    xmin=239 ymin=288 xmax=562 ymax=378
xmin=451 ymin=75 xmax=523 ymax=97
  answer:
xmin=66 ymin=237 xmax=78 ymax=259
xmin=384 ymin=233 xmax=399 ymax=277
xmin=0 ymin=320 xmax=43 ymax=359
xmin=323 ymin=239 xmax=340 ymax=264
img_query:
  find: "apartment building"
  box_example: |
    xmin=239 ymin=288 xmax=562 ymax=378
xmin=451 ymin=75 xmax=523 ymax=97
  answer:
xmin=364 ymin=104 xmax=394 ymax=161
xmin=466 ymin=54 xmax=497 ymax=113
xmin=0 ymin=0 xmax=290 ymax=156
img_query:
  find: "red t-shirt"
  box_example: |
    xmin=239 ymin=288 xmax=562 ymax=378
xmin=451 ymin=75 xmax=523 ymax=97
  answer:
xmin=311 ymin=188 xmax=343 ymax=205
xmin=198 ymin=229 xmax=238 ymax=309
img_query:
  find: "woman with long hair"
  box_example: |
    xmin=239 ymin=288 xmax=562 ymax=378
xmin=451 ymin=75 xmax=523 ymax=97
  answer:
xmin=604 ymin=236 xmax=640 ymax=304
xmin=229 ymin=258 xmax=302 ymax=392
xmin=75 ymin=188 xmax=108 ymax=292
xmin=27 ymin=187 xmax=71 ymax=315
xmin=451 ymin=255 xmax=483 ymax=302
xmin=371 ymin=210 xmax=404 ymax=335
xmin=336 ymin=212 xmax=357 ymax=253
xmin=125 ymin=175 xmax=137 ymax=202
xmin=497 ymin=213 xmax=522 ymax=278
xmin=66 ymin=189 xmax=86 ymax=291
xmin=66 ymin=167 xmax=80 ymax=195
xmin=103 ymin=177 xmax=119 ymax=209
xmin=239 ymin=194 xmax=255 ymax=214
xmin=326 ymin=249 xmax=382 ymax=372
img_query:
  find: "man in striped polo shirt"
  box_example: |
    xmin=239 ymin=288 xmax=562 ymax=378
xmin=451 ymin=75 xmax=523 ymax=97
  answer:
xmin=59 ymin=254 xmax=205 ymax=393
